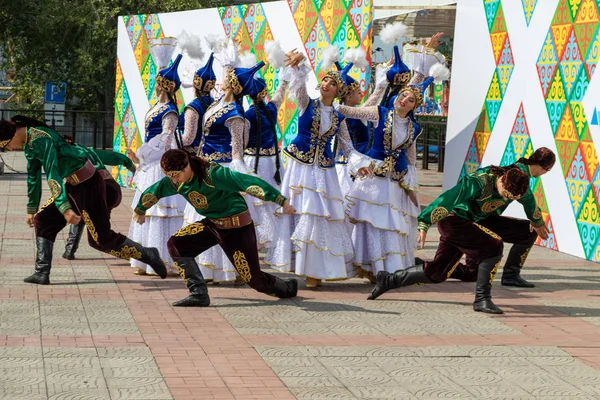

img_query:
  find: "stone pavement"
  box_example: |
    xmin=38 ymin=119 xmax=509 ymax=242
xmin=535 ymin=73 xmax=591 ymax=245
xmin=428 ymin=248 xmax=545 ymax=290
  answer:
xmin=1 ymin=152 xmax=600 ymax=399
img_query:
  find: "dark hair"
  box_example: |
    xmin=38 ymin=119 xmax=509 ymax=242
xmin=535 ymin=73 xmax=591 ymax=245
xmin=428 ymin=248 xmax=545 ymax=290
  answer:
xmin=491 ymin=165 xmax=530 ymax=198
xmin=517 ymin=147 xmax=556 ymax=171
xmin=62 ymin=135 xmax=75 ymax=144
xmin=172 ymin=129 xmax=208 ymax=180
xmin=251 ymin=98 xmax=281 ymax=185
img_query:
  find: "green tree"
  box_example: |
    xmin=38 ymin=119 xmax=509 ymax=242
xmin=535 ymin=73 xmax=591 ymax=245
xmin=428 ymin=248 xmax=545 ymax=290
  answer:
xmin=0 ymin=0 xmax=230 ymax=112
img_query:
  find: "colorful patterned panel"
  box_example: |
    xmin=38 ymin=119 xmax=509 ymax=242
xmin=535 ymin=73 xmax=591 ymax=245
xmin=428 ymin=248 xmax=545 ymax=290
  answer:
xmin=522 ymin=0 xmax=539 ymax=25
xmin=535 ymin=0 xmax=600 ymax=261
xmin=499 ymin=104 xmax=559 ymax=251
xmin=112 ymin=60 xmax=138 ymax=187
xmin=460 ymin=1 xmax=514 ymax=179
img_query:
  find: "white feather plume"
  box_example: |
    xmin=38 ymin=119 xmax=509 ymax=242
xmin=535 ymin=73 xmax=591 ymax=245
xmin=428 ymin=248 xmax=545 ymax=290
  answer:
xmin=205 ymin=33 xmax=228 ymax=51
xmin=149 ymin=37 xmax=178 ymax=69
xmin=239 ymin=51 xmax=257 ymax=68
xmin=429 ymin=63 xmax=450 ymax=83
xmin=379 ymin=22 xmax=407 ymax=45
xmin=178 ymin=31 xmax=204 ymax=60
xmin=321 ymin=45 xmax=340 ymax=70
xmin=264 ymin=40 xmax=287 ymax=70
xmin=343 ymin=48 xmax=368 ymax=70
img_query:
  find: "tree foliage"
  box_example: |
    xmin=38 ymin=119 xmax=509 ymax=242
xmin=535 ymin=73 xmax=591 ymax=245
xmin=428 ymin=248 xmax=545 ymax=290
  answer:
xmin=0 ymin=0 xmax=228 ymax=111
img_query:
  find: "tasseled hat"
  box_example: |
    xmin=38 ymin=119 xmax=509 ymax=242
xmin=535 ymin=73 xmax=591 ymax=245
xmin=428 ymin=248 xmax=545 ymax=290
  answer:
xmin=0 ymin=120 xmax=16 ymax=149
xmin=401 ymin=63 xmax=450 ymax=107
xmin=226 ymin=61 xmax=265 ymax=97
xmin=387 ymin=45 xmax=412 ymax=88
xmin=248 ymin=77 xmax=268 ymax=99
xmin=194 ymin=53 xmax=216 ymax=93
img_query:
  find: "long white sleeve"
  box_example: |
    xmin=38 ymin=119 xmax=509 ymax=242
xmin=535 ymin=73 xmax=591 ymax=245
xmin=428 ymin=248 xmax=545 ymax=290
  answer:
xmin=136 ymin=111 xmax=178 ymax=167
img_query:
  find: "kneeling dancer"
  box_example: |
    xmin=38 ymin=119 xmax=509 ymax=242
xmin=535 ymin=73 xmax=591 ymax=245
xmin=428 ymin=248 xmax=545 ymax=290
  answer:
xmin=0 ymin=116 xmax=167 ymax=285
xmin=132 ymin=149 xmax=298 ymax=307
xmin=368 ymin=165 xmax=532 ymax=314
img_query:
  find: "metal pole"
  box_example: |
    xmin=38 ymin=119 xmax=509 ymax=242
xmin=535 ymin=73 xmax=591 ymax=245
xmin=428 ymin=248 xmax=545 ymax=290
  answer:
xmin=422 ymin=124 xmax=429 ymax=170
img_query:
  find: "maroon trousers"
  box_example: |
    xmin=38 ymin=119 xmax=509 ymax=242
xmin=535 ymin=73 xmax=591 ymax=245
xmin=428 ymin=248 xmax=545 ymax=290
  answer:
xmin=34 ymin=171 xmax=126 ymax=252
xmin=424 ymin=214 xmax=537 ymax=283
xmin=167 ymin=220 xmax=276 ymax=294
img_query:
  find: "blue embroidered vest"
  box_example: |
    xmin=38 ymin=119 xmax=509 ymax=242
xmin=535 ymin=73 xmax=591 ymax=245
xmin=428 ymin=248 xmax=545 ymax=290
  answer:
xmin=283 ymin=99 xmax=342 ymax=169
xmin=145 ymin=102 xmax=178 ymax=142
xmin=199 ymin=100 xmax=245 ymax=163
xmin=335 ymin=117 xmax=370 ymax=165
xmin=245 ymin=102 xmax=278 ymax=157
xmin=367 ymin=106 xmax=422 ymax=183
xmin=178 ymin=96 xmax=213 ymax=147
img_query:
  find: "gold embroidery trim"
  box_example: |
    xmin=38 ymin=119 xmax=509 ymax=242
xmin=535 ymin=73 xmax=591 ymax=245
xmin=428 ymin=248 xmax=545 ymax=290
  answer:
xmin=144 ymin=103 xmax=170 ymax=133
xmin=174 ymin=222 xmax=205 ymax=237
xmin=533 ymin=208 xmax=542 ymax=219
xmin=480 ymin=200 xmax=506 ymax=213
xmin=233 ymin=250 xmax=252 ymax=283
xmin=202 ymin=162 xmax=218 ymax=187
xmin=245 ymin=185 xmax=266 ymax=200
xmin=474 ymin=223 xmax=502 ymax=240
xmin=0 ymin=139 xmax=9 ymax=148
xmin=520 ymin=247 xmax=532 ymax=266
xmin=175 ymin=262 xmax=188 ymax=285
xmin=81 ymin=210 xmax=98 ymax=243
xmin=202 ymin=151 xmax=232 ymax=162
xmin=188 ymin=192 xmax=208 ymax=210
xmin=244 ymin=147 xmax=277 ymax=156
xmin=446 ymin=259 xmax=462 ymax=279
xmin=430 ymin=207 xmax=449 ymax=223
xmin=27 ymin=127 xmax=51 ymax=149
xmin=475 ymin=173 xmax=495 ymax=200
xmin=109 ymin=246 xmax=142 ymax=260
xmin=141 ymin=193 xmax=159 ymax=209
xmin=489 ymin=260 xmax=500 ymax=285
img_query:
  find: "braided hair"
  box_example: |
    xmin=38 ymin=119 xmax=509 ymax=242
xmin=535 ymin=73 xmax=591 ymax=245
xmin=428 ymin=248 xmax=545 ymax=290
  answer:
xmin=517 ymin=147 xmax=556 ymax=171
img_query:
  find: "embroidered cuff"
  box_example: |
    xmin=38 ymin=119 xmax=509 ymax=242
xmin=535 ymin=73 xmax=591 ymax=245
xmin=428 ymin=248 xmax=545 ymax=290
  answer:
xmin=530 ymin=218 xmax=545 ymax=228
xmin=134 ymin=207 xmax=146 ymax=215
xmin=275 ymin=194 xmax=286 ymax=207
xmin=27 ymin=206 xmax=38 ymax=215
xmin=418 ymin=222 xmax=431 ymax=232
xmin=57 ymin=202 xmax=72 ymax=214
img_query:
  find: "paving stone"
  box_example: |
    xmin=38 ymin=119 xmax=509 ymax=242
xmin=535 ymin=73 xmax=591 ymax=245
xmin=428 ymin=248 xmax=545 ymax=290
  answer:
xmin=291 ymin=387 xmax=357 ymax=400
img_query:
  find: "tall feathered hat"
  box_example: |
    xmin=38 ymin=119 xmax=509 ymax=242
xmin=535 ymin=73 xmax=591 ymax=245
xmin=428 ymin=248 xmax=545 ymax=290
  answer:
xmin=248 ymin=77 xmax=268 ymax=99
xmin=320 ymin=45 xmax=348 ymax=99
xmin=387 ymin=45 xmax=411 ymax=88
xmin=401 ymin=63 xmax=450 ymax=107
xmin=194 ymin=53 xmax=216 ymax=93
xmin=151 ymin=37 xmax=182 ymax=93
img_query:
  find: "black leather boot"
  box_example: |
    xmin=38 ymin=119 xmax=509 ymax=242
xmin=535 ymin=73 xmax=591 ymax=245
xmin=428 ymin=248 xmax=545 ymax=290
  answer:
xmin=24 ymin=237 xmax=53 ymax=285
xmin=110 ymin=238 xmax=168 ymax=279
xmin=62 ymin=221 xmax=85 ymax=260
xmin=473 ymin=255 xmax=504 ymax=314
xmin=172 ymin=257 xmax=210 ymax=307
xmin=501 ymin=244 xmax=535 ymax=288
xmin=270 ymin=277 xmax=298 ymax=299
xmin=367 ymin=265 xmax=431 ymax=300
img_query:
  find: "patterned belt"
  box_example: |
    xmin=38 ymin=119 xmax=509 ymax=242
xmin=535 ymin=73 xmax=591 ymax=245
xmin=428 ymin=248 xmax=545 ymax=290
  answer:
xmin=66 ymin=160 xmax=96 ymax=186
xmin=99 ymin=169 xmax=113 ymax=181
xmin=210 ymin=210 xmax=253 ymax=229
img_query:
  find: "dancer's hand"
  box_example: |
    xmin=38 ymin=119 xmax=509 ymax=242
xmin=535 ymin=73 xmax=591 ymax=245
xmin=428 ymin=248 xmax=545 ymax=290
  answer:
xmin=281 ymin=199 xmax=296 ymax=214
xmin=427 ymin=32 xmax=444 ymax=48
xmin=127 ymin=148 xmax=139 ymax=165
xmin=132 ymin=212 xmax=146 ymax=225
xmin=26 ymin=214 xmax=35 ymax=228
xmin=63 ymin=210 xmax=81 ymax=225
xmin=417 ymin=230 xmax=427 ymax=249
xmin=357 ymin=165 xmax=374 ymax=179
xmin=530 ymin=223 xmax=549 ymax=240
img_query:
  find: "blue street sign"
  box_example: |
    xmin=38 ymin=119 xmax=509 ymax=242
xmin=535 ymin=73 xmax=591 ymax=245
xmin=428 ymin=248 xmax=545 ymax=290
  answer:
xmin=44 ymin=82 xmax=67 ymax=104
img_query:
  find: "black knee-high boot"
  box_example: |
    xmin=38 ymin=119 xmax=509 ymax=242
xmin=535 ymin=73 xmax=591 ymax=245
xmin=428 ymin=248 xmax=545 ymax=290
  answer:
xmin=501 ymin=244 xmax=535 ymax=288
xmin=172 ymin=257 xmax=210 ymax=307
xmin=473 ymin=255 xmax=504 ymax=314
xmin=269 ymin=277 xmax=298 ymax=299
xmin=367 ymin=265 xmax=432 ymax=300
xmin=109 ymin=238 xmax=168 ymax=279
xmin=24 ymin=237 xmax=54 ymax=285
xmin=62 ymin=221 xmax=85 ymax=260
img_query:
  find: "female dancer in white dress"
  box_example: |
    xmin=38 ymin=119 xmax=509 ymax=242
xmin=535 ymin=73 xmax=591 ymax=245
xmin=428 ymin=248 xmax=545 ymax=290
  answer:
xmin=265 ymin=50 xmax=373 ymax=288
xmin=128 ymin=39 xmax=186 ymax=276
xmin=335 ymin=58 xmax=449 ymax=276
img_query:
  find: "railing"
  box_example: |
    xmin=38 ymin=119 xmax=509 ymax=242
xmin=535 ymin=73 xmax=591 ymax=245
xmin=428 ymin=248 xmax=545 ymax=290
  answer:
xmin=0 ymin=109 xmax=114 ymax=149
xmin=415 ymin=116 xmax=447 ymax=172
